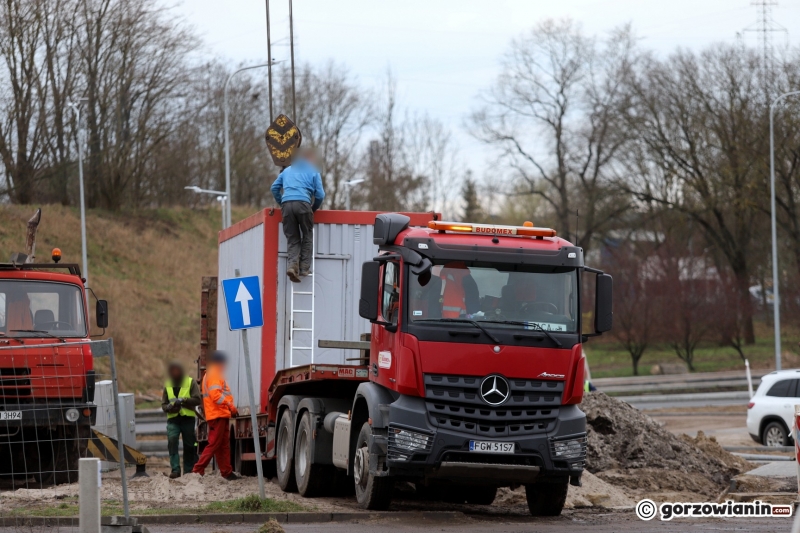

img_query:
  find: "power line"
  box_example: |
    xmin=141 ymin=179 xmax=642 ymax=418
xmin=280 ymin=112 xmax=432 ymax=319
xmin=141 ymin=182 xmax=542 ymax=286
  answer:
xmin=743 ymin=1 xmax=787 ymax=98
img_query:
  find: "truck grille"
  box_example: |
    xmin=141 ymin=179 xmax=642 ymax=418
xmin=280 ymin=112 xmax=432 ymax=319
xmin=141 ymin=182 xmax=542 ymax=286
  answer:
xmin=424 ymin=374 xmax=562 ymax=437
xmin=0 ymin=368 xmax=32 ymax=401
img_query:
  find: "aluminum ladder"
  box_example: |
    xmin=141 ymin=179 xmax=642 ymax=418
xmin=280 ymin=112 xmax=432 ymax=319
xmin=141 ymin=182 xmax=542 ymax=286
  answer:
xmin=289 ymin=247 xmax=315 ymax=367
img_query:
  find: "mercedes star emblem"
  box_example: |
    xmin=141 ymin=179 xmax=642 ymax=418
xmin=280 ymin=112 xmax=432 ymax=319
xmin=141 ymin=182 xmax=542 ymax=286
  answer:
xmin=480 ymin=375 xmax=510 ymax=406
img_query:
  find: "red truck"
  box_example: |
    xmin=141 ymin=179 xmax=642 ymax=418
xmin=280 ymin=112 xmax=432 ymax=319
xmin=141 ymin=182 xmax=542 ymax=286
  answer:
xmin=0 ymin=211 xmax=108 ymax=485
xmin=212 ymin=210 xmax=612 ymax=515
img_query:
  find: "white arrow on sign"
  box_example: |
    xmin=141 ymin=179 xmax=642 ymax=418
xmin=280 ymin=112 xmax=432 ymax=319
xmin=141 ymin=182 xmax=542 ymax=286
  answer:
xmin=235 ymin=281 xmax=253 ymax=326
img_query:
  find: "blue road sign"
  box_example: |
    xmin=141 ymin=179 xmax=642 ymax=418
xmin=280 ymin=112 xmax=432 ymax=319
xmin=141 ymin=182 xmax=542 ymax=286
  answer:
xmin=221 ymin=276 xmax=264 ymax=330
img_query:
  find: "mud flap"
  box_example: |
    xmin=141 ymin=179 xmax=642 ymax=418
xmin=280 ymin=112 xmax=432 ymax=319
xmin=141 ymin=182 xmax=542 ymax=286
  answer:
xmin=368 ymin=433 xmax=389 ymax=477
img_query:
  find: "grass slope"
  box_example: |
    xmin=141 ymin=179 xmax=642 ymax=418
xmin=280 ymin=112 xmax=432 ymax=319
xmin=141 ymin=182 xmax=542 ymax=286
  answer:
xmin=586 ymin=321 xmax=800 ymax=378
xmin=0 ymin=204 xmax=257 ymax=393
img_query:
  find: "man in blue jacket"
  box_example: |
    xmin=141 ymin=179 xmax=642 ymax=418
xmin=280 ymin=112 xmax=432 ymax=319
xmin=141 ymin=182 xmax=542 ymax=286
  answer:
xmin=271 ymin=148 xmax=325 ymax=282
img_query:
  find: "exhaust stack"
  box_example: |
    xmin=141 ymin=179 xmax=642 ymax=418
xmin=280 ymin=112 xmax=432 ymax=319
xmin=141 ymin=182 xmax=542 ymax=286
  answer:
xmin=24 ymin=208 xmax=42 ymax=263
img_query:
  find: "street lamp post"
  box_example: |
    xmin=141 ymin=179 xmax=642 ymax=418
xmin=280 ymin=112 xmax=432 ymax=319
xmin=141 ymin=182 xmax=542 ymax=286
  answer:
xmin=768 ymin=90 xmax=800 ymax=371
xmin=224 ymin=61 xmax=282 ymax=229
xmin=184 ymin=186 xmax=229 ymax=230
xmin=216 ymin=196 xmax=227 ymax=228
xmin=343 ymin=179 xmax=365 ymax=211
xmin=68 ymin=98 xmax=90 ymax=288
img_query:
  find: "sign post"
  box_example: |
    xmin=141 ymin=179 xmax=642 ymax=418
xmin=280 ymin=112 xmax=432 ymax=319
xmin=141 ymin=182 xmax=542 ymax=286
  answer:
xmin=222 ymin=272 xmax=266 ymax=500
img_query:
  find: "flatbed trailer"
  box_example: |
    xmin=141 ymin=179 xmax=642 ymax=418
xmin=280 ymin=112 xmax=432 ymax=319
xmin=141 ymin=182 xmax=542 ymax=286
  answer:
xmin=208 ymin=209 xmax=613 ymax=514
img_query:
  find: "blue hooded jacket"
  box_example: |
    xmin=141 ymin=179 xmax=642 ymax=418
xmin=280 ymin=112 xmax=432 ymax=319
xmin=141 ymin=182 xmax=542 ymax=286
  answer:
xmin=270 ymin=159 xmax=325 ymax=210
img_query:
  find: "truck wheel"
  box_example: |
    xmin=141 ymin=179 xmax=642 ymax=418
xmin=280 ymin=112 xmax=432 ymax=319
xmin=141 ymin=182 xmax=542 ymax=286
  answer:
xmin=353 ymin=422 xmax=393 ymax=510
xmin=27 ymin=438 xmax=56 ymax=486
xmin=465 ymin=486 xmax=497 ymax=505
xmin=525 ymin=479 xmax=569 ymax=516
xmin=49 ymin=426 xmax=87 ymax=485
xmin=294 ymin=411 xmax=329 ymax=497
xmin=762 ymin=421 xmax=789 ymax=447
xmin=276 ymin=410 xmax=297 ymax=492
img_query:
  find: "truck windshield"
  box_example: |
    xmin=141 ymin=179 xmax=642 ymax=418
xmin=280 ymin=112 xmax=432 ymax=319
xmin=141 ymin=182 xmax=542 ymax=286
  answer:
xmin=408 ymin=261 xmax=578 ymax=333
xmin=0 ymin=281 xmax=87 ymax=338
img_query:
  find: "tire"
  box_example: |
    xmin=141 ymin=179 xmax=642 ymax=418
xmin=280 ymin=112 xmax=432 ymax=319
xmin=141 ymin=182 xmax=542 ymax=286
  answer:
xmin=276 ymin=410 xmax=297 ymax=492
xmin=525 ymin=479 xmax=569 ymax=516
xmin=762 ymin=421 xmax=790 ymax=447
xmin=29 ymin=439 xmax=56 ymax=486
xmin=353 ymin=422 xmax=393 ymax=510
xmin=47 ymin=426 xmax=88 ymax=485
xmin=294 ymin=412 xmax=329 ymax=497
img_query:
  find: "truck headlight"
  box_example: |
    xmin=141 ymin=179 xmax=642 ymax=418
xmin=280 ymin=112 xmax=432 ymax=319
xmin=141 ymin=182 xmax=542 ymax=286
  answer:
xmin=65 ymin=408 xmax=80 ymax=422
xmin=550 ymin=437 xmax=586 ymax=460
xmin=391 ymin=428 xmax=431 ymax=451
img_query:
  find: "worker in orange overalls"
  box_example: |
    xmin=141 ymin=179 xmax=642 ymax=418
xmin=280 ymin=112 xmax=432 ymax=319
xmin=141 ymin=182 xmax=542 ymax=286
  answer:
xmin=440 ymin=262 xmax=468 ymax=318
xmin=440 ymin=261 xmax=482 ymax=318
xmin=192 ymin=351 xmax=240 ymax=480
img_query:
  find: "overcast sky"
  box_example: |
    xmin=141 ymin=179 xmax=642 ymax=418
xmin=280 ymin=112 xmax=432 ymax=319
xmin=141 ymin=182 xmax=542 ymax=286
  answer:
xmin=173 ymin=0 xmax=799 ymax=174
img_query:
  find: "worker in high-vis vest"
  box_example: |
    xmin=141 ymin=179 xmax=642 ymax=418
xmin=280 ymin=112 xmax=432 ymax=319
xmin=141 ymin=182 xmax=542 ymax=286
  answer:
xmin=161 ymin=361 xmax=201 ymax=478
xmin=192 ymin=350 xmax=240 ymax=480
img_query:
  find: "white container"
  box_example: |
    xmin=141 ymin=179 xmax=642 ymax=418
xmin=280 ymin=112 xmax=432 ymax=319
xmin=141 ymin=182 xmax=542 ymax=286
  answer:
xmin=216 ymin=210 xmax=433 ymax=411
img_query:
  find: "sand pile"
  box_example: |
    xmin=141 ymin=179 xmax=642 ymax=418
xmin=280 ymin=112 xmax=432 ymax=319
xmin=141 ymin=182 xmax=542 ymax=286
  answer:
xmin=0 ymin=472 xmax=348 ymax=514
xmin=495 ymin=470 xmax=635 ymax=509
xmin=582 ymin=392 xmax=752 ymax=497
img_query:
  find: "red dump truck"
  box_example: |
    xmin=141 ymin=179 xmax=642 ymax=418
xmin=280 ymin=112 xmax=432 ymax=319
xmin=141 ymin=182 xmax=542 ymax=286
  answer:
xmin=0 ymin=210 xmax=108 ymax=485
xmin=210 ymin=209 xmax=612 ymax=515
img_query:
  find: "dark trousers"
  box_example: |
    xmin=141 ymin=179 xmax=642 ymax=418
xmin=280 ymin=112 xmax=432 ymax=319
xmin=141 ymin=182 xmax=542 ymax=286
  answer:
xmin=282 ymin=201 xmax=314 ymax=273
xmin=192 ymin=418 xmax=232 ymax=477
xmin=166 ymin=416 xmax=197 ymax=473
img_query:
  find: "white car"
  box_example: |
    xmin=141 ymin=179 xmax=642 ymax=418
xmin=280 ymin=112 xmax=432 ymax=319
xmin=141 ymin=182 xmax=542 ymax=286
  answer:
xmin=747 ymin=369 xmax=800 ymax=447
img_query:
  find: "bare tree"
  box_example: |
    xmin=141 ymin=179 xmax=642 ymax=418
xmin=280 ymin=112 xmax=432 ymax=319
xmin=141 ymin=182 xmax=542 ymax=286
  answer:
xmin=470 ymin=20 xmax=636 ymax=249
xmin=39 ymin=0 xmax=81 ymax=205
xmin=361 ymin=76 xmax=426 ymax=212
xmin=608 ymin=238 xmax=656 ymax=375
xmin=76 ymin=0 xmax=197 ymax=209
xmin=622 ymin=44 xmax=765 ymax=344
xmin=275 ymin=62 xmax=373 ymax=209
xmin=0 ymin=0 xmax=47 ymax=204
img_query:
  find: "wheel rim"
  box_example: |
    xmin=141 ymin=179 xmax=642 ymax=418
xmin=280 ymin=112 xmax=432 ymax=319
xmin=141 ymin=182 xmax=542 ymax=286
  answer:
xmin=297 ymin=428 xmax=309 ymax=475
xmin=765 ymin=426 xmax=784 ymax=447
xmin=278 ymin=425 xmax=290 ymax=471
xmin=354 ymin=446 xmax=368 ymax=487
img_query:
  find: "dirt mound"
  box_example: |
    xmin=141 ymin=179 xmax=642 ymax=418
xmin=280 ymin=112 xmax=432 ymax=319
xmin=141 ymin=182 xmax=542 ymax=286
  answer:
xmin=582 ymin=392 xmax=752 ymax=496
xmin=495 ymin=471 xmax=635 ymax=509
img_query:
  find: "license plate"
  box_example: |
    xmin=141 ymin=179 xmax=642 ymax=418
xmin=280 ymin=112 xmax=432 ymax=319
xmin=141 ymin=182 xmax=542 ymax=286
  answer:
xmin=469 ymin=440 xmax=514 ymax=454
xmin=0 ymin=411 xmax=21 ymax=421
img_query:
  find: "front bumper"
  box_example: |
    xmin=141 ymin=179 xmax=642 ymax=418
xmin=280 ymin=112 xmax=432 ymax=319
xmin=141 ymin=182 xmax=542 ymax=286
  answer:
xmin=384 ymin=395 xmax=585 ymax=485
xmin=0 ymin=403 xmax=96 ymax=431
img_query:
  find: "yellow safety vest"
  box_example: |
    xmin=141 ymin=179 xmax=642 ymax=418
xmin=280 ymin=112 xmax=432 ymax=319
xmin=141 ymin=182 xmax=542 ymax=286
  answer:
xmin=165 ymin=376 xmax=196 ymax=418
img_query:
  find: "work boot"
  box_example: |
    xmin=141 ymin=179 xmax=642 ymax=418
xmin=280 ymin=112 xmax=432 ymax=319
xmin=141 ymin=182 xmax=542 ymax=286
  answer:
xmin=287 ymin=265 xmax=301 ymax=283
xmin=169 ymin=470 xmax=181 ymax=479
xmin=224 ymin=472 xmax=241 ymax=481
xmin=299 ymin=268 xmax=312 ymax=277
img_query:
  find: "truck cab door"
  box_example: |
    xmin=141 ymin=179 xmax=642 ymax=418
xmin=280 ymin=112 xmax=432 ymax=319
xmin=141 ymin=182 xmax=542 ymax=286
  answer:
xmin=371 ymin=260 xmax=400 ymax=388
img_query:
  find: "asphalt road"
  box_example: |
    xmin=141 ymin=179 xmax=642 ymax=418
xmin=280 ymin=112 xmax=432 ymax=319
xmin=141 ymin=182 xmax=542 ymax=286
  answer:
xmin=621 ymin=391 xmax=750 ymax=410
xmin=2 ymin=511 xmax=788 ymax=533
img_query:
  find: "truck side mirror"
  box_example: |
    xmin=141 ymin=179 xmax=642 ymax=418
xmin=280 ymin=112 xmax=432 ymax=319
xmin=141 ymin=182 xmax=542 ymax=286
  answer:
xmin=359 ymin=261 xmax=380 ymax=321
xmin=96 ymin=300 xmax=109 ymax=329
xmin=594 ymin=274 xmax=613 ymax=333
